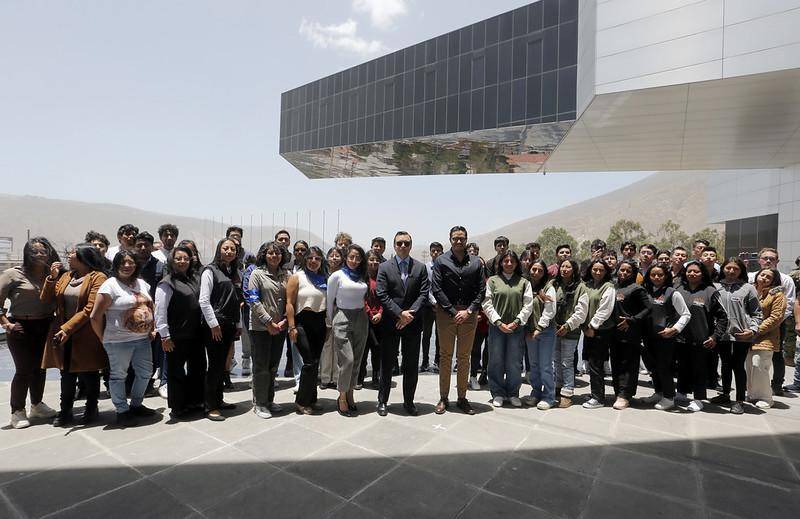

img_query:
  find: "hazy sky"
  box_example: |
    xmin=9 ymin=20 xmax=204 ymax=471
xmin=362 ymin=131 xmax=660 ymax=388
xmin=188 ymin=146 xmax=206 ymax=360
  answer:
xmin=0 ymin=0 xmax=651 ymax=247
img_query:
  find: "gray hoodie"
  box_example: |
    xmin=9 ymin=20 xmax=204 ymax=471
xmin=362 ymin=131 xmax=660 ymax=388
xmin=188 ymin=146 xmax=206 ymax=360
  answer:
xmin=716 ymin=279 xmax=762 ymax=342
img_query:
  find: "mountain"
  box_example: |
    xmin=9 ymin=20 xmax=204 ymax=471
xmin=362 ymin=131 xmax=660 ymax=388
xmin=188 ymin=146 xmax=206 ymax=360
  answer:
xmin=472 ymin=171 xmax=720 ymax=253
xmin=0 ymin=194 xmax=324 ymax=262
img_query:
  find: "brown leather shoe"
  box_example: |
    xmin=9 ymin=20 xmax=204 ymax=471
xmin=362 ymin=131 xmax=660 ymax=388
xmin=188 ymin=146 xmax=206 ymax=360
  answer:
xmin=559 ymin=396 xmax=572 ymax=409
xmin=435 ymin=398 xmax=449 ymax=414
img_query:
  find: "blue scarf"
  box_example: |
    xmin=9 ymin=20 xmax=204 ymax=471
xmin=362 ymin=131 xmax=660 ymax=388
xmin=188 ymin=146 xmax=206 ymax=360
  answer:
xmin=305 ymin=269 xmax=327 ymax=291
xmin=341 ymin=266 xmax=362 ymax=283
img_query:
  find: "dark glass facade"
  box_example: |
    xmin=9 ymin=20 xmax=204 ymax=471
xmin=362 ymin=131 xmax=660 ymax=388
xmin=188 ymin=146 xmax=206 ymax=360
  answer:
xmin=724 ymin=213 xmax=779 ymax=269
xmin=280 ymin=0 xmax=578 ymax=155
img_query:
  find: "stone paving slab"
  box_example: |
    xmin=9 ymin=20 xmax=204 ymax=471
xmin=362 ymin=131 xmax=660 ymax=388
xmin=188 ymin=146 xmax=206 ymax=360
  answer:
xmin=0 ymin=366 xmax=799 ymax=518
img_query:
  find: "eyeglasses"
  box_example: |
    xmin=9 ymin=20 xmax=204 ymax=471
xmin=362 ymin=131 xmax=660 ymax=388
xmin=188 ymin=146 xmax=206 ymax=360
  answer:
xmin=294 ymin=248 xmax=307 ymax=254
xmin=451 ymin=237 xmax=466 ymax=242
xmin=761 ymin=256 xmax=778 ymax=262
xmin=395 ymin=241 xmax=411 ymax=247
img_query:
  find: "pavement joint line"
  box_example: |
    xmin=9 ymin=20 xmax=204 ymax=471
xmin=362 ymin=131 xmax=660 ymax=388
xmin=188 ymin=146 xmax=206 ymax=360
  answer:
xmin=762 ymin=410 xmax=800 ymax=483
xmin=575 ymin=412 xmax=617 ymax=519
xmin=0 ymin=429 xmax=67 ymax=454
xmin=38 ymin=475 xmax=147 ymax=519
xmin=0 ymin=486 xmax=25 ymax=519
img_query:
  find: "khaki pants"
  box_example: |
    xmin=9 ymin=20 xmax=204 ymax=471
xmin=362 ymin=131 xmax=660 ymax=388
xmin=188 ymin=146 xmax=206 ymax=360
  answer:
xmin=436 ymin=308 xmax=477 ymax=400
xmin=746 ymin=349 xmax=773 ymax=404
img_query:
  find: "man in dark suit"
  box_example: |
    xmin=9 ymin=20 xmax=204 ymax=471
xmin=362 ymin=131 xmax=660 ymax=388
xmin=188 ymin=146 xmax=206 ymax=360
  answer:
xmin=375 ymin=231 xmax=430 ymax=416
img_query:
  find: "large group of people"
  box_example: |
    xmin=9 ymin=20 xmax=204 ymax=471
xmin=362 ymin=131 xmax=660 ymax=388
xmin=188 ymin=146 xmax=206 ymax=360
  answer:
xmin=1 ymin=223 xmax=798 ymax=430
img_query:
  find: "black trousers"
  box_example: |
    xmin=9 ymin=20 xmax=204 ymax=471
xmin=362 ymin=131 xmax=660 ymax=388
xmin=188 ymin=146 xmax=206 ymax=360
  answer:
xmin=707 ymin=347 xmax=720 ymax=389
xmin=643 ymin=337 xmax=677 ymax=399
xmin=166 ymin=334 xmax=207 ymax=413
xmin=359 ymin=322 xmax=382 ymax=385
xmin=378 ymin=326 xmax=421 ymax=405
xmin=610 ymin=340 xmax=640 ymax=399
xmin=470 ymin=329 xmax=488 ymax=377
xmin=204 ymin=323 xmax=236 ymax=411
xmin=7 ymin=318 xmax=50 ymax=412
xmin=677 ymin=341 xmax=711 ymax=400
xmin=772 ymin=321 xmax=787 ymax=391
xmin=251 ymin=330 xmax=286 ymax=406
xmin=294 ymin=310 xmax=326 ymax=407
xmin=718 ymin=340 xmax=750 ymax=402
xmin=421 ymin=305 xmax=439 ymax=367
xmin=60 ymin=339 xmax=101 ymax=414
xmin=583 ymin=333 xmax=611 ymax=401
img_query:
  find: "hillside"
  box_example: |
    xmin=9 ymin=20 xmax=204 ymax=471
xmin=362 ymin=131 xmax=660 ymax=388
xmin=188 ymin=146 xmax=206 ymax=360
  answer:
xmin=472 ymin=171 xmax=720 ymax=252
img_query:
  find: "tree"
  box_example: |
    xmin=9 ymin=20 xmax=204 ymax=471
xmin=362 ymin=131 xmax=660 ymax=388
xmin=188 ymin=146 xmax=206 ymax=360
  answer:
xmin=535 ymin=227 xmax=577 ymax=264
xmin=606 ymin=219 xmax=650 ymax=252
xmin=653 ymin=219 xmax=689 ymax=251
xmin=689 ymin=228 xmax=725 ymax=257
xmin=578 ymin=239 xmax=593 ymax=262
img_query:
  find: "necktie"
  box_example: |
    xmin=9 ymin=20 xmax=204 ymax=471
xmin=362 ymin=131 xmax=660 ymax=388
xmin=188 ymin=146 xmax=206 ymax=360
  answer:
xmin=400 ymin=260 xmax=408 ymax=287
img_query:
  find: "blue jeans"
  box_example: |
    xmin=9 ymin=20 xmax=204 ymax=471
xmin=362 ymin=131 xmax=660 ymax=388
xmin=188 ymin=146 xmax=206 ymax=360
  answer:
xmin=487 ymin=327 xmax=524 ymax=399
xmin=526 ymin=325 xmax=556 ymax=404
xmin=553 ymin=336 xmax=578 ymax=397
xmin=291 ymin=340 xmax=303 ymax=386
xmin=104 ymin=337 xmax=153 ymax=413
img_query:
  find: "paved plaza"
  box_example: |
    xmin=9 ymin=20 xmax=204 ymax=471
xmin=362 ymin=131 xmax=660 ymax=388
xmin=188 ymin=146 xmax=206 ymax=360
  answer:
xmin=1 ymin=360 xmax=799 ymax=519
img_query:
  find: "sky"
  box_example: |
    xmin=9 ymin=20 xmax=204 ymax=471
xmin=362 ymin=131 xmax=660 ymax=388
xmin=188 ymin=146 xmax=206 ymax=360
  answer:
xmin=0 ymin=0 xmax=652 ymax=247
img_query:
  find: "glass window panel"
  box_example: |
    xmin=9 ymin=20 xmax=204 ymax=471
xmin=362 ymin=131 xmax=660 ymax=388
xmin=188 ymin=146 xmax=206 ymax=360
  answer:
xmin=543 ymin=27 xmax=558 ymax=72
xmin=560 ymin=0 xmax=578 ymax=23
xmin=414 ymin=68 xmax=425 ymax=104
xmin=383 ymin=110 xmax=393 ymax=140
xmin=498 ymin=82 xmax=511 ymax=124
xmin=471 ymin=89 xmax=484 ymax=130
xmin=341 ymin=95 xmax=349 ymax=123
xmin=403 ymin=106 xmax=413 ymax=138
xmin=513 ymin=6 xmax=527 ymax=37
xmin=472 ymin=54 xmax=485 ymax=89
xmin=403 ymin=70 xmax=414 ymax=109
xmin=527 ymin=38 xmax=543 ymax=75
xmin=367 ymin=60 xmax=376 ymax=83
xmin=559 ymin=20 xmax=578 ymax=67
xmin=558 ymin=66 xmax=577 ymax=114
xmin=393 ymin=108 xmax=403 ymax=139
xmin=486 ymin=15 xmax=499 ymax=45
xmin=348 ymin=120 xmax=356 ymax=144
xmin=415 ymin=42 xmax=426 ymax=68
xmin=459 ymin=54 xmax=472 ymax=93
xmin=426 ymin=38 xmax=437 ymax=65
xmin=413 ymin=103 xmax=424 ymax=137
xmin=485 ymin=44 xmax=499 ymax=86
xmin=458 ymin=92 xmax=470 ymax=132
xmin=437 ymin=35 xmax=448 ymax=60
xmin=334 ymin=93 xmax=342 ymax=123
xmin=460 ymin=25 xmax=473 ymax=53
xmin=447 ymin=56 xmax=459 ymax=96
xmin=513 ymin=38 xmax=527 ymax=79
xmin=394 ymin=75 xmax=404 ymax=108
xmin=385 ymin=81 xmax=394 ymax=111
xmin=499 ymin=11 xmax=513 ymax=41
xmin=512 ymin=78 xmax=526 ymax=122
xmin=472 ymin=21 xmax=485 ymax=50
xmin=557 ymin=111 xmax=575 ymax=122
xmin=333 ymin=123 xmax=341 ymax=146
xmin=435 ymin=97 xmax=447 ymax=134
xmin=499 ymin=40 xmax=513 ymax=83
xmin=376 ymin=56 xmax=385 ymax=80
xmin=740 ymin=217 xmax=757 ymax=248
xmin=357 ymin=118 xmax=365 ymax=144
xmin=541 ymin=71 xmax=557 ymax=116
xmin=424 ymin=100 xmax=435 ymax=135
xmin=385 ymin=52 xmax=395 ymax=78
xmin=375 ymin=81 xmax=385 ymax=113
xmin=484 ymin=84 xmax=497 ymax=128
xmin=448 ymin=30 xmax=460 ymax=57
xmin=357 ymin=86 xmax=366 ymax=118
xmin=325 ymin=125 xmax=333 ymax=147
xmin=374 ymin=113 xmax=384 ymax=141
xmin=405 ymin=46 xmax=415 ymax=71
xmin=446 ymin=95 xmax=459 ymax=133
xmin=366 ymin=85 xmax=375 ymax=116
xmin=757 ymin=214 xmax=778 ymax=248
xmin=342 ymin=69 xmax=351 ymax=92
xmin=334 ymin=71 xmax=343 ymax=93
xmin=425 ymin=68 xmax=436 ymax=102
xmin=435 ymin=61 xmax=448 ymax=99
xmin=312 ymin=131 xmax=319 ymax=149
xmin=544 ymin=0 xmax=559 ymax=27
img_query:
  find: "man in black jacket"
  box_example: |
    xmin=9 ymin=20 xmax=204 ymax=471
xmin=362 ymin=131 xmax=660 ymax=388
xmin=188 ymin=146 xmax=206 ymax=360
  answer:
xmin=375 ymin=231 xmax=429 ymax=416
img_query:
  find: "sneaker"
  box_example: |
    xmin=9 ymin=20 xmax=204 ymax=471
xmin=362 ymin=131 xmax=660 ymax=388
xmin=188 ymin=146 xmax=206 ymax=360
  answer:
xmin=783 ymin=383 xmax=800 ymax=392
xmin=772 ymin=388 xmax=785 ymax=397
xmin=158 ymin=384 xmax=169 ymax=399
xmin=640 ymin=392 xmax=662 ymax=405
xmin=469 ymin=376 xmax=480 ymax=390
xmin=687 ymin=400 xmax=704 ymax=412
xmin=755 ymin=400 xmax=772 ymax=409
xmin=582 ymin=398 xmax=603 ymax=409
xmin=53 ymin=411 xmax=74 ymax=427
xmin=478 ymin=373 xmax=488 ymax=386
xmin=536 ymin=400 xmax=552 ymax=410
xmin=521 ymin=395 xmax=539 ymax=407
xmin=206 ymin=410 xmax=225 ymax=421
xmin=655 ymin=397 xmax=675 ymax=411
xmin=354 ymin=384 xmax=362 ymax=390
xmin=612 ymin=397 xmax=629 ymax=410
xmin=116 ymin=411 xmax=137 ymax=427
xmin=129 ymin=404 xmax=157 ymax=417
xmin=509 ymin=396 xmax=522 ymax=408
xmin=430 ymin=363 xmax=440 ymax=374
xmin=241 ymin=358 xmax=251 ymax=377
xmin=10 ymin=410 xmax=30 ymax=429
xmin=491 ymin=396 xmax=504 ymax=408
xmin=267 ymin=402 xmax=283 ymax=414
xmin=559 ymin=396 xmax=572 ymax=408
xmin=254 ymin=406 xmax=272 ymax=419
xmin=730 ymin=401 xmax=745 ymax=415
xmin=639 ymin=366 xmax=650 ymax=375
xmin=29 ymin=402 xmax=57 ymax=419
xmin=709 ymin=393 xmax=730 ymax=404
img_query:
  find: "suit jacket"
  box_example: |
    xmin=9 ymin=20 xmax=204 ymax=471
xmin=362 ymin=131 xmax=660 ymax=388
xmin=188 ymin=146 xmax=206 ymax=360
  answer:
xmin=376 ymin=256 xmax=429 ymax=333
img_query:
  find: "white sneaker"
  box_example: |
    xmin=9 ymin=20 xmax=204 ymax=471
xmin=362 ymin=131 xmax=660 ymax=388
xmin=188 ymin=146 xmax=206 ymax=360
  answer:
xmin=468 ymin=376 xmax=480 ymax=390
xmin=755 ymin=400 xmax=772 ymax=409
xmin=267 ymin=402 xmax=283 ymax=413
xmin=582 ymin=398 xmax=604 ymax=409
xmin=10 ymin=410 xmax=30 ymax=429
xmin=241 ymin=358 xmax=251 ymax=377
xmin=491 ymin=396 xmax=505 ymax=408
xmin=536 ymin=400 xmax=552 ymax=410
xmin=158 ymin=384 xmax=169 ymax=399
xmin=509 ymin=396 xmax=522 ymax=408
xmin=521 ymin=395 xmax=539 ymax=407
xmin=29 ymin=402 xmax=57 ymax=419
xmin=641 ymin=392 xmax=662 ymax=405
xmin=687 ymin=400 xmax=704 ymax=412
xmin=655 ymin=397 xmax=675 ymax=411
xmin=253 ymin=406 xmax=271 ymax=419
xmin=151 ymin=367 xmax=161 ymax=381
xmin=612 ymin=397 xmax=629 ymax=410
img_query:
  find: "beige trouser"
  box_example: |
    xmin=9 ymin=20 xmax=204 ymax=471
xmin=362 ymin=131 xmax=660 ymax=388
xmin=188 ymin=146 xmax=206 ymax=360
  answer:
xmin=436 ymin=307 xmax=477 ymax=400
xmin=746 ymin=349 xmax=773 ymax=404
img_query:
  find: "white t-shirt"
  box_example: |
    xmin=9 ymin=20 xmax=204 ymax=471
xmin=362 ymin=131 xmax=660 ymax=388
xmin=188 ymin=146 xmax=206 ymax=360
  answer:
xmin=97 ymin=277 xmax=153 ymax=344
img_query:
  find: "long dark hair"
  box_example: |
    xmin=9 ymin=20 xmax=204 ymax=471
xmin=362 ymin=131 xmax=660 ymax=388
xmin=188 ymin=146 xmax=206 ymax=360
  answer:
xmin=255 ymin=241 xmax=287 ymax=270
xmin=529 ymin=259 xmax=550 ymax=292
xmin=643 ymin=264 xmax=673 ymax=295
xmin=366 ymin=250 xmax=383 ymax=280
xmin=302 ymin=246 xmax=327 ymax=277
xmin=111 ymin=250 xmax=142 ymax=281
xmin=73 ymin=243 xmax=107 ymax=274
xmin=582 ymin=259 xmax=612 ymax=284
xmin=211 ymin=238 xmax=241 ymax=275
xmin=494 ymin=250 xmax=521 ymax=277
xmin=177 ymin=239 xmax=201 ymax=267
xmin=753 ymin=267 xmax=782 ymax=291
xmin=343 ymin=244 xmax=368 ymax=281
xmin=720 ymin=256 xmax=748 ymax=283
xmin=681 ymin=260 xmax=713 ymax=290
xmin=554 ymin=259 xmax=580 ymax=288
xmin=615 ymin=259 xmax=639 ymax=288
xmin=166 ymin=245 xmax=198 ymax=279
xmin=22 ymin=237 xmax=60 ymax=274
